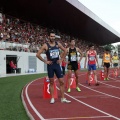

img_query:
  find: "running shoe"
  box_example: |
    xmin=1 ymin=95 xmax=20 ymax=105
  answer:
xmin=67 ymin=88 xmax=71 ymax=93
xmin=76 ymin=87 xmax=81 ymax=92
xmin=104 ymin=78 xmax=107 ymax=80
xmin=50 ymin=98 xmax=55 ymax=104
xmin=61 ymin=98 xmax=71 ymax=103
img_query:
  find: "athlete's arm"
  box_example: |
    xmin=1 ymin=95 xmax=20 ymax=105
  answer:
xmin=95 ymin=51 xmax=99 ymax=67
xmin=102 ymin=53 xmax=104 ymax=67
xmin=117 ymin=56 xmax=120 ymax=68
xmin=110 ymin=54 xmax=112 ymax=66
xmin=60 ymin=50 xmax=64 ymax=58
xmin=58 ymin=42 xmax=67 ymax=60
xmin=36 ymin=44 xmax=52 ymax=64
xmin=84 ymin=51 xmax=88 ymax=69
xmin=66 ymin=48 xmax=69 ymax=56
xmin=76 ymin=47 xmax=83 ymax=62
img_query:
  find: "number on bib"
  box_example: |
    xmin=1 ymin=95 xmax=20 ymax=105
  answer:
xmin=89 ymin=56 xmax=95 ymax=61
xmin=105 ymin=56 xmax=110 ymax=60
xmin=49 ymin=49 xmax=59 ymax=59
xmin=71 ymin=55 xmax=77 ymax=61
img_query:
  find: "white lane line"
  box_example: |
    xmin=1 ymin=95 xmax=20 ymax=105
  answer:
xmin=21 ymin=87 xmax=35 ymax=120
xmin=97 ymin=73 xmax=120 ymax=89
xmin=109 ymin=73 xmax=120 ymax=81
xmin=79 ymin=83 xmax=120 ymax=100
xmin=25 ymin=78 xmax=45 ymax=120
xmin=45 ymin=115 xmax=111 ymax=120
xmin=56 ymin=87 xmax=119 ymax=120
xmin=79 ymin=73 xmax=120 ymax=100
xmin=72 ymin=94 xmax=109 ymax=98
xmin=98 ymin=81 xmax=120 ymax=89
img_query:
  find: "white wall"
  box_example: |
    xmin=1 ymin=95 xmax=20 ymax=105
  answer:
xmin=0 ymin=50 xmax=47 ymax=75
xmin=0 ymin=50 xmax=102 ymax=75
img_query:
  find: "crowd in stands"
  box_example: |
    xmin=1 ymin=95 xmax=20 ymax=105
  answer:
xmin=0 ymin=13 xmax=103 ymax=56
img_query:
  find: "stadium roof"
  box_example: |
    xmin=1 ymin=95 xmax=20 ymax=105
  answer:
xmin=1 ymin=0 xmax=120 ymax=45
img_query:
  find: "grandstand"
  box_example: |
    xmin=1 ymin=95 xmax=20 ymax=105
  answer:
xmin=0 ymin=0 xmax=120 ymax=75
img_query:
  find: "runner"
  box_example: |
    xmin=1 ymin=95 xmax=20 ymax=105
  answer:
xmin=60 ymin=46 xmax=68 ymax=76
xmin=61 ymin=58 xmax=67 ymax=76
xmin=36 ymin=30 xmax=71 ymax=104
xmin=102 ymin=48 xmax=112 ymax=80
xmin=67 ymin=38 xmax=83 ymax=93
xmin=112 ymin=52 xmax=119 ymax=77
xmin=84 ymin=44 xmax=99 ymax=86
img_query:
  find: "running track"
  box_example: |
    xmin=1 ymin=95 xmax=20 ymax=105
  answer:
xmin=22 ymin=71 xmax=120 ymax=120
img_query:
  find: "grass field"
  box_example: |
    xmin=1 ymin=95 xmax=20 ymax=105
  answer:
xmin=0 ymin=73 xmax=47 ymax=120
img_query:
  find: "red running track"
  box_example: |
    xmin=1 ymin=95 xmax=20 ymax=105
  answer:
xmin=22 ymin=71 xmax=120 ymax=120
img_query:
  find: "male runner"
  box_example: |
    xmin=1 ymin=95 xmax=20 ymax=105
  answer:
xmin=67 ymin=38 xmax=83 ymax=92
xmin=112 ymin=52 xmax=119 ymax=77
xmin=102 ymin=48 xmax=112 ymax=80
xmin=84 ymin=44 xmax=99 ymax=86
xmin=36 ymin=30 xmax=71 ymax=104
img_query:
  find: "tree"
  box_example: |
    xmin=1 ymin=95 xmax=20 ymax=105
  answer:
xmin=103 ymin=44 xmax=115 ymax=51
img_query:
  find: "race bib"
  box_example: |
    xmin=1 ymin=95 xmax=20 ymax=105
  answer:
xmin=70 ymin=55 xmax=77 ymax=61
xmin=49 ymin=49 xmax=59 ymax=59
xmin=89 ymin=56 xmax=95 ymax=61
xmin=113 ymin=60 xmax=118 ymax=63
xmin=105 ymin=56 xmax=110 ymax=60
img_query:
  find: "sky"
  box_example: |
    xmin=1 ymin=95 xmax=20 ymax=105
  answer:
xmin=78 ymin=0 xmax=120 ymax=45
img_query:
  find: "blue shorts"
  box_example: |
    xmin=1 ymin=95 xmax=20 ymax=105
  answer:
xmin=88 ymin=64 xmax=96 ymax=71
xmin=47 ymin=63 xmax=63 ymax=78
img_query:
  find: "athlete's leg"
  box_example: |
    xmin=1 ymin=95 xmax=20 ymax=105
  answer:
xmin=88 ymin=64 xmax=92 ymax=85
xmin=67 ymin=69 xmax=72 ymax=92
xmin=57 ymin=77 xmax=64 ymax=98
xmin=58 ymin=77 xmax=71 ymax=103
xmin=55 ymin=64 xmax=71 ymax=103
xmin=103 ymin=63 xmax=109 ymax=80
xmin=74 ymin=69 xmax=81 ymax=91
xmin=93 ymin=70 xmax=99 ymax=85
xmin=92 ymin=64 xmax=99 ymax=85
xmin=93 ymin=70 xmax=97 ymax=82
xmin=74 ymin=69 xmax=79 ymax=87
xmin=113 ymin=64 xmax=116 ymax=77
xmin=54 ymin=63 xmax=65 ymax=98
xmin=114 ymin=64 xmax=118 ymax=77
xmin=67 ymin=63 xmax=73 ymax=92
xmin=106 ymin=68 xmax=109 ymax=79
xmin=47 ymin=65 xmax=55 ymax=99
xmin=106 ymin=65 xmax=110 ymax=80
xmin=104 ymin=66 xmax=107 ymax=80
xmin=49 ymin=78 xmax=55 ymax=98
xmin=106 ymin=63 xmax=110 ymax=79
xmin=114 ymin=67 xmax=117 ymax=77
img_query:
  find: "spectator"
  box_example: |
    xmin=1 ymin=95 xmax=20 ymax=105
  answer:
xmin=9 ymin=60 xmax=17 ymax=73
